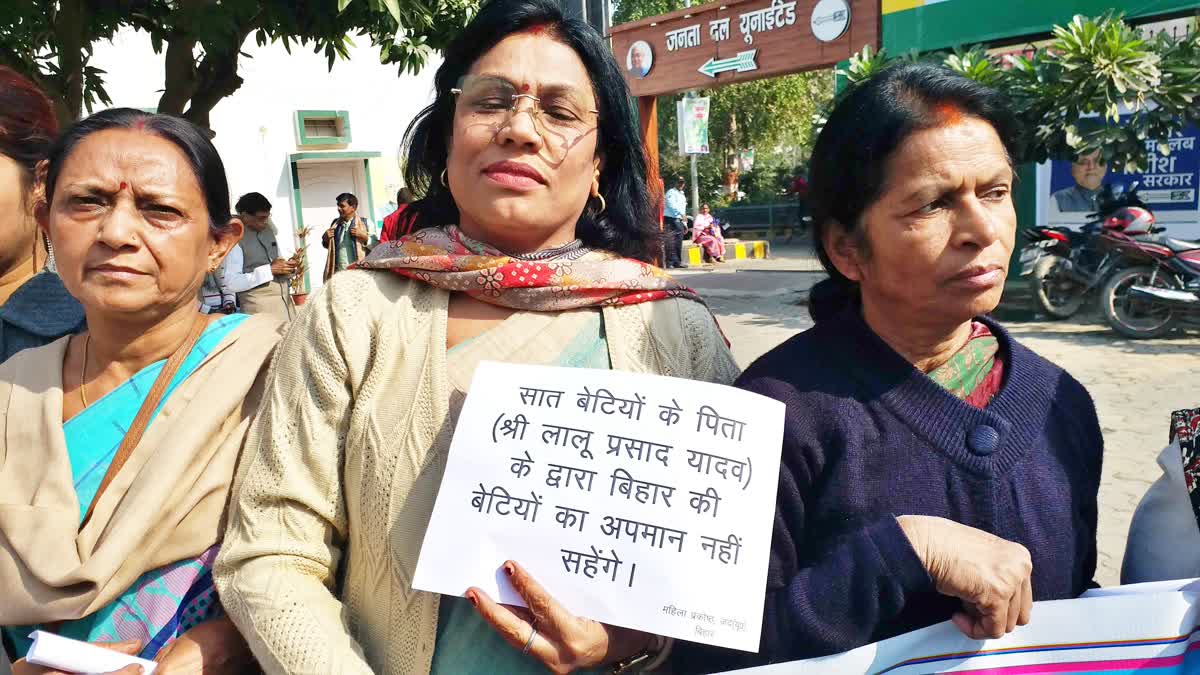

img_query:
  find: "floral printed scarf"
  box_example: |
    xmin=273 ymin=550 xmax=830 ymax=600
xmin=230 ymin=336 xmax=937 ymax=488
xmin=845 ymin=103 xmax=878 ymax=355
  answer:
xmin=928 ymin=321 xmax=1005 ymax=409
xmin=354 ymin=225 xmax=707 ymax=311
xmin=1172 ymin=407 xmax=1200 ymax=530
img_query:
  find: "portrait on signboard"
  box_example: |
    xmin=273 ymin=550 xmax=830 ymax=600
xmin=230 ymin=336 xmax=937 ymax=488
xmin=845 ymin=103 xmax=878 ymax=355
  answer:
xmin=627 ymin=40 xmax=654 ymax=79
xmin=1043 ymin=119 xmax=1200 ymax=232
xmin=1051 ymin=149 xmax=1109 ymax=213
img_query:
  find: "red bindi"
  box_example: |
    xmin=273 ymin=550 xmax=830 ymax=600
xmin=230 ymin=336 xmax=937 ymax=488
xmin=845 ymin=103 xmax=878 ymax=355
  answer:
xmin=521 ymin=83 xmax=530 ymax=92
xmin=119 ymin=181 xmax=128 ymax=190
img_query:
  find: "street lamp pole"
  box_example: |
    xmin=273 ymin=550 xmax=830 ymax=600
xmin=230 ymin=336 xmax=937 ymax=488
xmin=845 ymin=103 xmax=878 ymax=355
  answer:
xmin=685 ymin=0 xmax=700 ymax=217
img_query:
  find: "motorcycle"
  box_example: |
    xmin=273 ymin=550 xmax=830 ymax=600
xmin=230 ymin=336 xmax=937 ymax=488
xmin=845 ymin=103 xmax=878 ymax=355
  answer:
xmin=1095 ymin=208 xmax=1200 ymax=339
xmin=1019 ymin=184 xmax=1158 ymax=318
xmin=1019 ymin=225 xmax=1095 ymax=317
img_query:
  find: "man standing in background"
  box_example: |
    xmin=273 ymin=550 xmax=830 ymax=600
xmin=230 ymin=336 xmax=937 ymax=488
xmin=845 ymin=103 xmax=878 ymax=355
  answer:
xmin=322 ymin=192 xmax=375 ymax=281
xmin=227 ymin=192 xmax=298 ymax=321
xmin=663 ymin=177 xmax=688 ymax=269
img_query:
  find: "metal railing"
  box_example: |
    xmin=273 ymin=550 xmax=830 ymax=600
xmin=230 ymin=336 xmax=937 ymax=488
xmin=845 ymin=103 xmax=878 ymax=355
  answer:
xmin=714 ymin=202 xmax=804 ymax=230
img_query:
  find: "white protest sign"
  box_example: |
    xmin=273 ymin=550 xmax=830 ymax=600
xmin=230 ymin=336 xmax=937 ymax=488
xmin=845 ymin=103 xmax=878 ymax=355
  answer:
xmin=25 ymin=631 xmax=158 ymax=674
xmin=413 ymin=361 xmax=785 ymax=651
xmin=726 ymin=582 xmax=1200 ymax=674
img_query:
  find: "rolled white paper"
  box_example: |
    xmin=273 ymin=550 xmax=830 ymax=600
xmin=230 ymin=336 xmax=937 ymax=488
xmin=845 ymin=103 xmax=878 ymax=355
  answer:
xmin=25 ymin=631 xmax=157 ymax=675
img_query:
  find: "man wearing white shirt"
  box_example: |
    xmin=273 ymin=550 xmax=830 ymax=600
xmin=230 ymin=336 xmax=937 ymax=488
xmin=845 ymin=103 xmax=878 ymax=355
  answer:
xmin=663 ymin=177 xmax=688 ymax=268
xmin=229 ymin=193 xmax=297 ymax=320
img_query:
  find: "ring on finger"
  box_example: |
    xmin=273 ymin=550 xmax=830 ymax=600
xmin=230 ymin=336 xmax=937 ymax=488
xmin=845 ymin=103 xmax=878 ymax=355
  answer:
xmin=521 ymin=625 xmax=538 ymax=655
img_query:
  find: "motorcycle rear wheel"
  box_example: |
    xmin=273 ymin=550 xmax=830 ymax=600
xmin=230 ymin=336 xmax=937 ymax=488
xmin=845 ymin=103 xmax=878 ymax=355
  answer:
xmin=1030 ymin=255 xmax=1086 ymax=319
xmin=1100 ymin=266 xmax=1180 ymax=339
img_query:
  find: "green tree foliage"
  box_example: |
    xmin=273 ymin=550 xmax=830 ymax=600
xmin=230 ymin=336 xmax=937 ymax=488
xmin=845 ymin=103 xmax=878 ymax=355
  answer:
xmin=613 ymin=0 xmax=833 ymax=205
xmin=837 ymin=14 xmax=1200 ymax=172
xmin=0 ymin=0 xmax=123 ymax=126
xmin=140 ymin=0 xmax=476 ymax=130
xmin=0 ymin=0 xmax=477 ymax=129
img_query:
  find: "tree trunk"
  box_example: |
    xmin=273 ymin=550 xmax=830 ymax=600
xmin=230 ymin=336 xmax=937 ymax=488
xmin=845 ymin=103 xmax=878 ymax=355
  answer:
xmin=156 ymin=31 xmax=199 ymax=116
xmin=52 ymin=0 xmax=89 ymax=124
xmin=182 ymin=44 xmax=246 ymax=133
xmin=160 ymin=8 xmax=256 ymax=136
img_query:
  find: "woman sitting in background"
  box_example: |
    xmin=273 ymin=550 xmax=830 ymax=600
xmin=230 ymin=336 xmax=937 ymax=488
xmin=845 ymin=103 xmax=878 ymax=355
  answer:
xmin=0 ymin=66 xmax=85 ymax=363
xmin=692 ymin=203 xmax=725 ymax=262
xmin=1123 ymin=407 xmax=1200 ymax=583
xmin=675 ymin=64 xmax=1102 ymax=672
xmin=0 ymin=108 xmax=281 ymax=673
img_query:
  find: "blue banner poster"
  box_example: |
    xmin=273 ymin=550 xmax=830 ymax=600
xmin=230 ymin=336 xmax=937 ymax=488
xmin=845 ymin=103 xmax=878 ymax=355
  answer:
xmin=1042 ymin=122 xmax=1200 ymax=239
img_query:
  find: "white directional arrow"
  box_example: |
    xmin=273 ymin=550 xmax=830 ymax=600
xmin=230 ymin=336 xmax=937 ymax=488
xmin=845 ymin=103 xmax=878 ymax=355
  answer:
xmin=698 ymin=50 xmax=759 ymax=78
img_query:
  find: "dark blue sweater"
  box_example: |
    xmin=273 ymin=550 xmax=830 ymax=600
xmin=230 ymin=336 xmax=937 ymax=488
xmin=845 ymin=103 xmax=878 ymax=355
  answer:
xmin=672 ymin=311 xmax=1101 ymax=672
xmin=0 ymin=272 xmax=85 ymax=365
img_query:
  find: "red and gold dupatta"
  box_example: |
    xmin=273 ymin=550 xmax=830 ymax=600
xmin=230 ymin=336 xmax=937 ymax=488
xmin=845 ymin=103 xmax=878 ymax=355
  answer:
xmin=353 ymin=226 xmax=706 ymax=311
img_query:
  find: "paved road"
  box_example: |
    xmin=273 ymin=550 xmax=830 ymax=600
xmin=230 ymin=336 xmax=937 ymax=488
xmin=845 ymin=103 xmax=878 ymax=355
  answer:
xmin=685 ymin=243 xmax=1200 ymax=587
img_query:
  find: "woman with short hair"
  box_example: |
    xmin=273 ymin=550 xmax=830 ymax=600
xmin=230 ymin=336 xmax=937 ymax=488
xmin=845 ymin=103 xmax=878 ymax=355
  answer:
xmin=0 ymin=108 xmax=281 ymax=673
xmin=214 ymin=1 xmax=738 ymax=673
xmin=676 ymin=64 xmax=1102 ymax=672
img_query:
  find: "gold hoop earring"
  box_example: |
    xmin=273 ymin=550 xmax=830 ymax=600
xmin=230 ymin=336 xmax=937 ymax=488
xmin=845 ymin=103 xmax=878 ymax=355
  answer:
xmin=594 ymin=193 xmax=607 ymax=215
xmin=440 ymin=169 xmax=449 ymax=188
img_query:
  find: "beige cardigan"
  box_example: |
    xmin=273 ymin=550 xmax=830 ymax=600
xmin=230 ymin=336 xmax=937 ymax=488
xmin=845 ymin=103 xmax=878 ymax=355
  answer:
xmin=214 ymin=270 xmax=740 ymax=675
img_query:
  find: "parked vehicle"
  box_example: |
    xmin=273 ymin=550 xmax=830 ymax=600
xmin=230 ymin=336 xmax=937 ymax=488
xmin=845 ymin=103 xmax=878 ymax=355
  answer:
xmin=1019 ymin=225 xmax=1096 ymax=317
xmin=1019 ymin=184 xmax=1159 ymax=318
xmin=1096 ymin=210 xmax=1200 ymax=338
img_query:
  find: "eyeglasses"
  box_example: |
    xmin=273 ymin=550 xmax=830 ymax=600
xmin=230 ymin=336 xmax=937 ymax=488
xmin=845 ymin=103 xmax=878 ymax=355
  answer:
xmin=451 ymin=76 xmax=599 ymax=162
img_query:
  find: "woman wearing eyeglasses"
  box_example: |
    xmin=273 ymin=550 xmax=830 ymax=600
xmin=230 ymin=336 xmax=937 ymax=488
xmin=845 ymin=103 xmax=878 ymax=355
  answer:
xmin=213 ymin=1 xmax=739 ymax=673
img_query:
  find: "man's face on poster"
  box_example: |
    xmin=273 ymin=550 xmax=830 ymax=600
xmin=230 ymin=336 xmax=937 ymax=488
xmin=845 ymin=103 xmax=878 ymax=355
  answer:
xmin=631 ymin=47 xmax=645 ymax=70
xmin=1071 ymin=150 xmax=1107 ymax=191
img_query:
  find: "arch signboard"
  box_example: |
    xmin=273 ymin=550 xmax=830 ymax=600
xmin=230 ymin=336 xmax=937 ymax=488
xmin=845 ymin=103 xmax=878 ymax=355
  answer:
xmin=610 ymin=0 xmax=879 ymax=97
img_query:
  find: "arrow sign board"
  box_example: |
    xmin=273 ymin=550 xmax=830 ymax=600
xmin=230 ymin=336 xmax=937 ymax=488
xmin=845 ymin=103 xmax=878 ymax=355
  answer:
xmin=610 ymin=0 xmax=879 ymax=97
xmin=698 ymin=50 xmax=759 ymax=78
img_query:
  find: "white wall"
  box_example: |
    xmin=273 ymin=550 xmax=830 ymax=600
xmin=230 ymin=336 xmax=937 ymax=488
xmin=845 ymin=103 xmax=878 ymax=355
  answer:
xmin=90 ymin=28 xmax=441 ymax=258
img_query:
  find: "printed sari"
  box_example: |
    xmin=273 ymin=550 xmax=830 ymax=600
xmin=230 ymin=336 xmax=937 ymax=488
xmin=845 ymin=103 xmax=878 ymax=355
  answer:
xmin=3 ymin=314 xmax=247 ymax=660
xmin=927 ymin=321 xmax=1005 ymax=409
xmin=1172 ymin=407 xmax=1200 ymax=530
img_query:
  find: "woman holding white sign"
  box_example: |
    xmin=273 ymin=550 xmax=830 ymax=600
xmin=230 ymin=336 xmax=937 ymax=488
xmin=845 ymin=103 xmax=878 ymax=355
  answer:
xmin=675 ymin=64 xmax=1103 ymax=671
xmin=213 ymin=1 xmax=739 ymax=673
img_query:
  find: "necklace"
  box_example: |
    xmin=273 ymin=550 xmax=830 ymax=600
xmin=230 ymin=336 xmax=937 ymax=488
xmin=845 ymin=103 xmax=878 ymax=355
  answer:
xmin=80 ymin=334 xmax=91 ymax=408
xmin=511 ymin=239 xmax=585 ymax=261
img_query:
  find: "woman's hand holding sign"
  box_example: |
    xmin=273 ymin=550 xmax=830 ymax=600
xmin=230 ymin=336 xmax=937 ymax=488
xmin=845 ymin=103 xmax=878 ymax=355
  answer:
xmin=468 ymin=560 xmax=655 ymax=674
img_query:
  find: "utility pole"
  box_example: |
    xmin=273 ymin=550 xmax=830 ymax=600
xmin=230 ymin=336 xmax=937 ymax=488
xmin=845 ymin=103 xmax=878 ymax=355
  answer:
xmin=688 ymin=112 xmax=700 ymax=216
xmin=685 ymin=0 xmax=700 ymax=217
xmin=557 ymin=0 xmax=609 ymax=34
